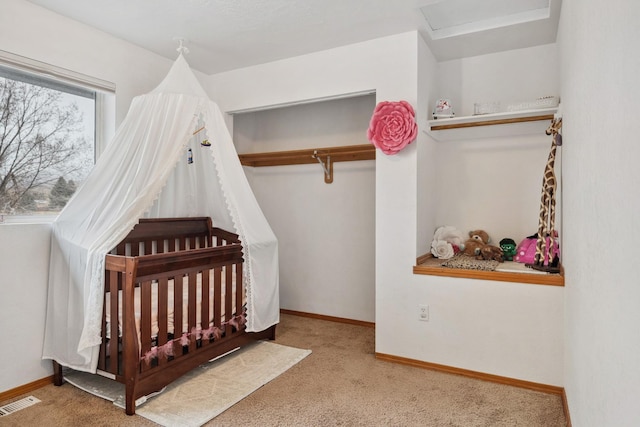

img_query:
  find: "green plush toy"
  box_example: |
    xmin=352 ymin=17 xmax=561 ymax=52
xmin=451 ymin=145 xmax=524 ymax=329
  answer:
xmin=499 ymin=238 xmax=517 ymax=261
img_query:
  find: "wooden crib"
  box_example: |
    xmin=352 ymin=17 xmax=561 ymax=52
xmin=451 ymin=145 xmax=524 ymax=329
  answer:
xmin=52 ymin=217 xmax=277 ymax=415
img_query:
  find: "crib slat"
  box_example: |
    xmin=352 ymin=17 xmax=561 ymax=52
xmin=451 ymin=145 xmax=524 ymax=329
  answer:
xmin=116 ymin=242 xmax=126 ymax=255
xmin=107 ymin=272 xmax=117 ymax=369
xmin=140 ymin=280 xmax=152 ymax=372
xmin=157 ymin=277 xmax=168 ymax=367
xmin=174 ymin=274 xmax=183 ymax=356
xmin=225 ymin=264 xmax=233 ymax=336
xmin=188 ymin=272 xmax=197 ymax=352
xmin=109 ymin=272 xmax=120 ymax=374
xmin=201 ymin=268 xmax=210 ymax=346
xmin=213 ymin=267 xmax=222 ymax=330
xmin=157 ymin=238 xmax=165 ymax=254
xmin=235 ymin=262 xmax=243 ymax=323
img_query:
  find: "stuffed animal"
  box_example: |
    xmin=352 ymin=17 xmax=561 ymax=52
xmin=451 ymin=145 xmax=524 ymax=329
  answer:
xmin=499 ymin=238 xmax=517 ymax=261
xmin=478 ymin=244 xmax=504 ymax=262
xmin=432 ymin=225 xmax=466 ymax=250
xmin=430 ymin=225 xmax=466 ymax=259
xmin=462 ymin=230 xmax=490 ymax=256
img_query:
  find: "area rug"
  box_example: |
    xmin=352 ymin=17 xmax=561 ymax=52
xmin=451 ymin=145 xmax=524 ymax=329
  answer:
xmin=64 ymin=341 xmax=311 ymax=426
xmin=441 ymin=253 xmax=499 ymax=271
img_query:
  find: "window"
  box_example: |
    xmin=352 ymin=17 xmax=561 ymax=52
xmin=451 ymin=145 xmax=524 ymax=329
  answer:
xmin=0 ymin=53 xmax=114 ymax=223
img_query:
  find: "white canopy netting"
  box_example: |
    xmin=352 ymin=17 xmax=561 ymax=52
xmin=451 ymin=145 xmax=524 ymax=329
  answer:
xmin=42 ymin=55 xmax=279 ymax=373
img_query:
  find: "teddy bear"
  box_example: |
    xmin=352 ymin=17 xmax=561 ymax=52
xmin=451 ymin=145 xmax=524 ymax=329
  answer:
xmin=463 ymin=230 xmax=505 ymax=262
xmin=462 ymin=230 xmax=490 ymax=256
xmin=478 ymin=244 xmax=504 ymax=262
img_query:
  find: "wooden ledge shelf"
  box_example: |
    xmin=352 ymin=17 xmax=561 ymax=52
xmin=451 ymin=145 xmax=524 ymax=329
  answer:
xmin=414 ymin=254 xmax=564 ymax=286
xmin=238 ymin=144 xmax=375 ymax=167
xmin=425 ymin=108 xmax=558 ymax=142
xmin=428 ymin=108 xmax=557 ymax=131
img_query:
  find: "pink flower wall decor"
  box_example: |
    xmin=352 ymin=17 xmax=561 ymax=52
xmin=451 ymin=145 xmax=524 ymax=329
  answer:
xmin=367 ymin=101 xmax=418 ymax=155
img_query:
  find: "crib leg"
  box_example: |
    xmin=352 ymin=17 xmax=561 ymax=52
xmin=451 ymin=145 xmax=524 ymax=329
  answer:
xmin=268 ymin=324 xmax=277 ymax=341
xmin=52 ymin=360 xmax=63 ymax=386
xmin=125 ymin=395 xmax=136 ymax=416
xmin=125 ymin=379 xmax=136 ymax=415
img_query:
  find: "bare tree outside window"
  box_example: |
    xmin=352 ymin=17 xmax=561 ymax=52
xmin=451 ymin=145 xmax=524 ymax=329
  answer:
xmin=0 ymin=75 xmax=94 ymax=217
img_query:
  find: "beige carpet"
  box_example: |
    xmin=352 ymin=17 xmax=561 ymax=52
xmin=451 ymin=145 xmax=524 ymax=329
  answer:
xmin=0 ymin=314 xmax=566 ymax=426
xmin=66 ymin=341 xmax=311 ymax=426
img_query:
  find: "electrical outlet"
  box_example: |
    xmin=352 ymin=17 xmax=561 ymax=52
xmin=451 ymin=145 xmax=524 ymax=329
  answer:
xmin=419 ymin=304 xmax=429 ymax=321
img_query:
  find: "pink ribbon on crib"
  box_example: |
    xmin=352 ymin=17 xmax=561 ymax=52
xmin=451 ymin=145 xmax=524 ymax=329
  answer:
xmin=140 ymin=313 xmax=248 ymax=365
xmin=142 ymin=341 xmax=175 ymax=364
xmin=179 ymin=332 xmax=190 ymax=347
xmin=160 ymin=341 xmax=174 ymax=358
xmin=202 ymin=325 xmax=223 ymax=340
xmin=142 ymin=347 xmax=158 ymax=364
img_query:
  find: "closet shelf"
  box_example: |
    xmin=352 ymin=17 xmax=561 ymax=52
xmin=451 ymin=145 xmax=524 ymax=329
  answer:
xmin=238 ymin=144 xmax=375 ymax=167
xmin=429 ymin=108 xmax=557 ymax=130
xmin=426 ymin=108 xmax=557 ymax=141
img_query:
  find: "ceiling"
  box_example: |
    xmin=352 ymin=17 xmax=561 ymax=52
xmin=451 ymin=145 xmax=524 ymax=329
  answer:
xmin=26 ymin=0 xmax=561 ymax=75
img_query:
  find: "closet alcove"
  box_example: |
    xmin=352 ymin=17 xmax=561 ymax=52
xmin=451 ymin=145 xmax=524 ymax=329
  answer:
xmin=232 ymin=94 xmax=377 ymax=322
xmin=416 ymin=112 xmax=563 ymax=286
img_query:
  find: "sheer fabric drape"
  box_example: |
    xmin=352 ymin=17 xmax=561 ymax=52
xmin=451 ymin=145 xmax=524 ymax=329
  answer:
xmin=42 ymin=55 xmax=279 ymax=372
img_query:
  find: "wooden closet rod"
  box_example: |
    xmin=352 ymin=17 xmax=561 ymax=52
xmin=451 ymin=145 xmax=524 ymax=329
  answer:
xmin=238 ymin=144 xmax=376 ymax=184
xmin=237 ymin=144 xmax=375 ymax=167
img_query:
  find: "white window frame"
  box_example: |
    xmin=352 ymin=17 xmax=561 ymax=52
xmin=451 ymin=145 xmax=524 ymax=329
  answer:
xmin=0 ymin=49 xmax=116 ymax=224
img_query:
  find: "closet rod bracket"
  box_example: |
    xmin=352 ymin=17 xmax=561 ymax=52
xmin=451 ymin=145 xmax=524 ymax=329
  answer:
xmin=312 ymin=150 xmax=333 ymax=184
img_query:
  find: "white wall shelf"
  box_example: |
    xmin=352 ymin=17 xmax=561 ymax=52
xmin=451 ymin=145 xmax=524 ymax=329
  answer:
xmin=426 ymin=108 xmax=557 ymax=141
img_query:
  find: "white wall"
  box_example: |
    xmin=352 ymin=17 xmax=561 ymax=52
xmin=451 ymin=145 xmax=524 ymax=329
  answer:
xmin=381 ymin=41 xmax=563 ymax=387
xmin=416 ymin=35 xmax=438 ymax=256
xmin=233 ymin=96 xmax=376 ymax=322
xmin=437 ymin=44 xmax=560 ymax=118
xmin=0 ymin=224 xmax=51 ymax=390
xmin=0 ymin=0 xmax=175 ymax=393
xmin=560 ymin=1 xmax=640 ymax=425
xmin=210 ymin=32 xmax=564 ymax=386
